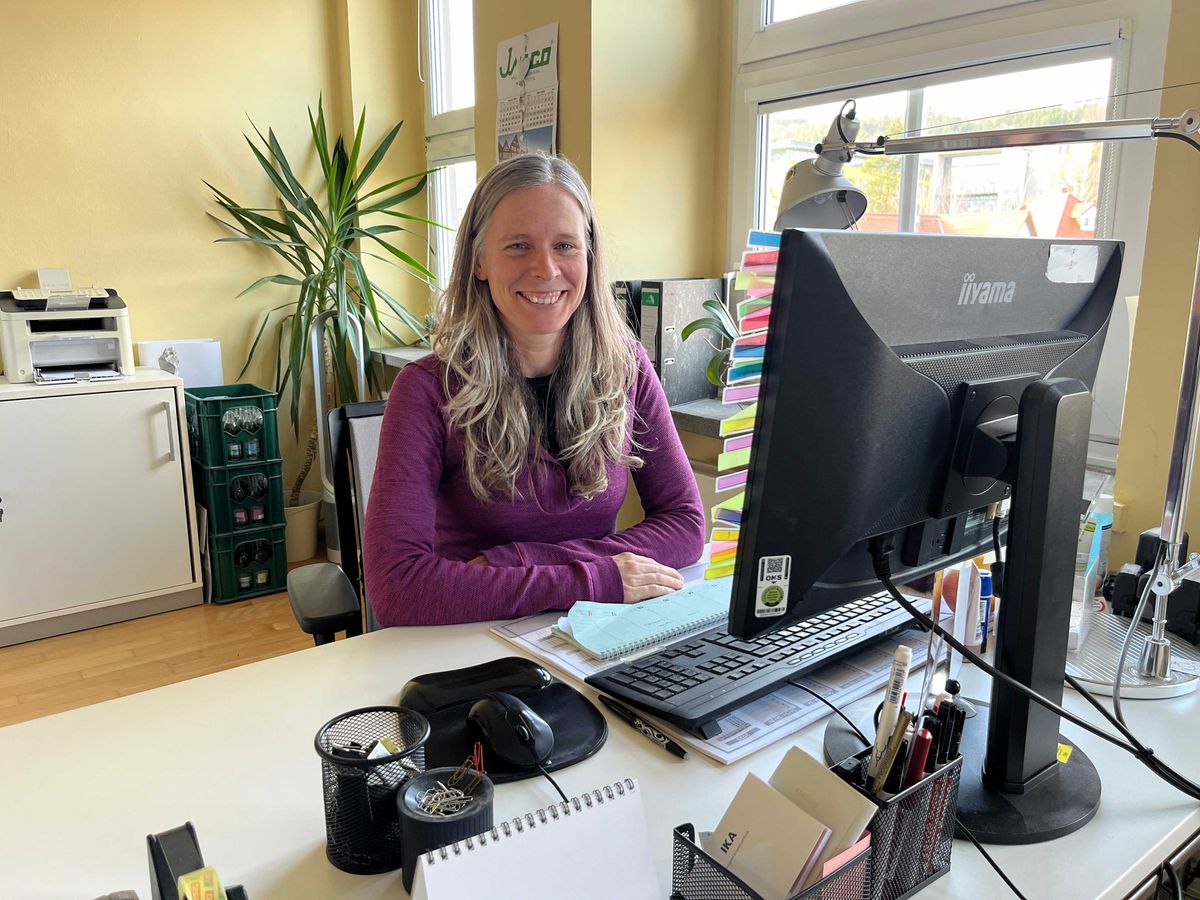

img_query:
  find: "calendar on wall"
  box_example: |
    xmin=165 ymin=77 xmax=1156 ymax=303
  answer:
xmin=495 ymin=23 xmax=559 ymax=162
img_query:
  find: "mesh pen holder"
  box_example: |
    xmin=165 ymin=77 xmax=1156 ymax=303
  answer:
xmin=670 ymin=823 xmax=872 ymax=900
xmin=314 ymin=705 xmax=430 ymax=874
xmin=844 ymin=750 xmax=962 ymax=900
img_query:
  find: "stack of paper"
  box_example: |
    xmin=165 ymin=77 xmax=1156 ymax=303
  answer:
xmin=706 ymin=230 xmax=779 ymax=580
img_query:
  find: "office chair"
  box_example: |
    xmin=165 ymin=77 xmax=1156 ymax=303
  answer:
xmin=287 ymin=401 xmax=385 ymax=644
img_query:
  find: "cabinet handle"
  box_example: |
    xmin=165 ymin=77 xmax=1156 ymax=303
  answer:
xmin=162 ymin=401 xmax=178 ymax=461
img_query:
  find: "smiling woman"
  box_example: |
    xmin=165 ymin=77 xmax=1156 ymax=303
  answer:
xmin=362 ymin=154 xmax=706 ymax=627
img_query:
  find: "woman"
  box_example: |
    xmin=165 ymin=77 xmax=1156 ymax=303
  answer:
xmin=363 ymin=154 xmax=705 ymax=626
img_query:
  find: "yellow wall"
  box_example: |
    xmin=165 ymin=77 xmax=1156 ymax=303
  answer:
xmin=471 ymin=0 xmax=729 ymax=278
xmin=472 ymin=0 xmax=593 ymax=177
xmin=0 ymin=1 xmax=427 ymax=491
xmin=1112 ymin=0 xmax=1200 ymax=563
xmin=591 ymin=0 xmax=726 ymax=278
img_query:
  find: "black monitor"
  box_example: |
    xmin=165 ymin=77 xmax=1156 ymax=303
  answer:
xmin=729 ymin=228 xmax=1122 ymax=844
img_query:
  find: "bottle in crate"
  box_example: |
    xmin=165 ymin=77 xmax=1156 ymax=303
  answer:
xmin=185 ymin=384 xmax=280 ymax=468
xmin=209 ymin=525 xmax=287 ymax=603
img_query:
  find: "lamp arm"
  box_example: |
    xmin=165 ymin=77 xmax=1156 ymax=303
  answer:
xmin=818 ymin=110 xmax=1200 ymax=157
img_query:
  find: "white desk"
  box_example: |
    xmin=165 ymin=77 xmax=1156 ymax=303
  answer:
xmin=1 ymin=624 xmax=1197 ymax=899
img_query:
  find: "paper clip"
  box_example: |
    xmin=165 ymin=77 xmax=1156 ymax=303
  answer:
xmin=417 ymin=781 xmax=473 ymax=817
xmin=448 ymin=745 xmax=484 ymax=795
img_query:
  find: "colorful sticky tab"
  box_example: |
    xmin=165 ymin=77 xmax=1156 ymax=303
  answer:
xmin=747 ymin=229 xmax=781 ymax=248
xmin=723 ymin=433 xmax=753 ymax=453
xmin=718 ymin=447 xmax=751 ymax=472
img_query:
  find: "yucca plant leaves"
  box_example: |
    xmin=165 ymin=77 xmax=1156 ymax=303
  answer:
xmin=210 ymin=102 xmax=438 ymax=436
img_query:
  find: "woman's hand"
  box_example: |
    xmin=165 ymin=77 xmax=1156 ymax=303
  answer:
xmin=613 ymin=552 xmax=684 ymax=603
xmin=467 ymin=555 xmax=488 ymax=565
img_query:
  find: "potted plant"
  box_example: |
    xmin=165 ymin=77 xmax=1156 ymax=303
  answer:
xmin=681 ymin=296 xmax=740 ymax=386
xmin=208 ymin=98 xmax=441 ymax=559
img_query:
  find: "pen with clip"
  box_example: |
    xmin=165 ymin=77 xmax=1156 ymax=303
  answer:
xmin=599 ymin=695 xmax=688 ymax=759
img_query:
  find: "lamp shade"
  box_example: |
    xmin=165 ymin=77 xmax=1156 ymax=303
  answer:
xmin=773 ymin=160 xmax=868 ymax=230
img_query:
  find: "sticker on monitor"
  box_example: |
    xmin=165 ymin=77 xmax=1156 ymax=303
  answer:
xmin=755 ymin=554 xmax=791 ymax=618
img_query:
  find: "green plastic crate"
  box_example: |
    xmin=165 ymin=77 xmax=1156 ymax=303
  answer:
xmin=194 ymin=459 xmax=285 ymax=533
xmin=208 ymin=524 xmax=287 ymax=603
xmin=185 ymin=384 xmax=280 ymax=468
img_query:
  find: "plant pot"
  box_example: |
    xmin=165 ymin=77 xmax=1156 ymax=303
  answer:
xmin=284 ymin=490 xmax=323 ymax=563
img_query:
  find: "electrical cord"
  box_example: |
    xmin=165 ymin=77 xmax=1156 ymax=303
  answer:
xmin=788 ymin=676 xmax=1028 ymax=898
xmin=1163 ymin=860 xmax=1185 ymax=900
xmin=1113 ymin=545 xmax=1165 ymax=726
xmin=991 ymin=515 xmax=1200 ymax=799
xmin=536 ymin=763 xmax=569 ymax=804
xmin=868 ymin=537 xmax=1200 ymax=801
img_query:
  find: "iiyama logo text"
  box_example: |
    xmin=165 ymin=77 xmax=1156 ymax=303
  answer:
xmin=958 ymin=273 xmax=1015 ymax=305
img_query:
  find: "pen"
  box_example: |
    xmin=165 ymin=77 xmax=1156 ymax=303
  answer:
xmin=870 ymin=644 xmax=912 ymax=778
xmin=598 ymin=695 xmax=688 ymax=759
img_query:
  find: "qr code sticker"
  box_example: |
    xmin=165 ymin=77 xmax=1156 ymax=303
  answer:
xmin=755 ymin=555 xmax=791 ymax=618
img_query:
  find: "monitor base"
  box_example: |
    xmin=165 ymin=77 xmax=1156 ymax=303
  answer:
xmin=954 ymin=699 xmax=1100 ymax=844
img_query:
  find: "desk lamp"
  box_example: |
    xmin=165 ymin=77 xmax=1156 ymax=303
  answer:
xmin=777 ymin=101 xmax=1200 ymax=700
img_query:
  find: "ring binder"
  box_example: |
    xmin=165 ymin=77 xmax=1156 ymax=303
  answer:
xmin=420 ymin=780 xmax=642 ymax=867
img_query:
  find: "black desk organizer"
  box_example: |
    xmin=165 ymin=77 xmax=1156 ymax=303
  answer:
xmin=671 ymin=823 xmax=871 ymax=900
xmin=670 ymin=750 xmax=961 ymax=900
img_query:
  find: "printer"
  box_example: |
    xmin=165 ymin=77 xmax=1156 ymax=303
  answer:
xmin=0 ymin=288 xmax=135 ymax=384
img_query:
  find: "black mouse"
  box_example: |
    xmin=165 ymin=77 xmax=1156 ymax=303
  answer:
xmin=468 ymin=691 xmax=555 ymax=767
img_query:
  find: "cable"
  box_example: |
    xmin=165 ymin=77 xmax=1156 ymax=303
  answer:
xmin=1158 ymin=131 xmax=1200 ymax=155
xmin=956 ymin=818 xmax=1028 ymax=900
xmin=1163 ymin=860 xmax=1185 ymax=900
xmin=786 ymin=677 xmax=871 ymax=747
xmin=536 ymin=763 xmax=569 ymax=804
xmin=791 ymin=665 xmax=1027 ymax=897
xmin=870 ymin=538 xmax=1200 ymax=802
xmin=888 ymin=79 xmax=1200 ymax=139
xmin=871 ymin=540 xmax=1133 ymax=751
xmin=1113 ymin=544 xmax=1163 ymax=727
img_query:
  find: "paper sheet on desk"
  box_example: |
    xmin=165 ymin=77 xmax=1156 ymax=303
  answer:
xmin=489 ymin=616 xmax=936 ymax=765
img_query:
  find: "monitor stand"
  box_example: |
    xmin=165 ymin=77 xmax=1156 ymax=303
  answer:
xmin=826 ymin=377 xmax=1102 ymax=844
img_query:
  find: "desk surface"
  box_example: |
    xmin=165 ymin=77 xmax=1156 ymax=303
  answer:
xmin=2 ymin=623 xmax=1197 ymax=899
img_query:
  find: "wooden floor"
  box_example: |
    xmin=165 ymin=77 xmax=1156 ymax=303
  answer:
xmin=0 ymin=585 xmax=315 ymax=728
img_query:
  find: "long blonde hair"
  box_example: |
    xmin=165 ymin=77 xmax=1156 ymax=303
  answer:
xmin=433 ymin=154 xmax=641 ymax=502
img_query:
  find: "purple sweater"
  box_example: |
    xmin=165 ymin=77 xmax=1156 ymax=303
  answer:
xmin=363 ymin=343 xmax=706 ymax=626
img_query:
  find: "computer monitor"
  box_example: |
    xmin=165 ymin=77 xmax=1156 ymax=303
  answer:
xmin=728 ymin=228 xmax=1122 ymax=844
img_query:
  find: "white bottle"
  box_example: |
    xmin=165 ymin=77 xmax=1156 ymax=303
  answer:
xmin=1095 ymin=493 xmax=1114 ymax=585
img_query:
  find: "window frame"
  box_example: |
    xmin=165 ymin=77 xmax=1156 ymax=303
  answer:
xmin=419 ymin=0 xmax=476 ymax=288
xmin=742 ymin=0 xmax=1039 ymax=63
xmin=752 ymin=41 xmax=1121 ymax=235
xmin=727 ymin=0 xmax=1173 ymax=445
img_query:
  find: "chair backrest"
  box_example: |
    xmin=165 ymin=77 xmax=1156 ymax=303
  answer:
xmin=330 ymin=401 xmax=386 ymax=631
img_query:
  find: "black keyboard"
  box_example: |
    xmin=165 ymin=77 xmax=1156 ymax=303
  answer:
xmin=585 ymin=591 xmax=930 ymax=739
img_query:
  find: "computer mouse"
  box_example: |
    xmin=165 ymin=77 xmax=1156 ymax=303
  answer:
xmin=468 ymin=691 xmax=555 ymax=768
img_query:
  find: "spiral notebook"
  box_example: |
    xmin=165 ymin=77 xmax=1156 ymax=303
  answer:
xmin=550 ymin=577 xmax=733 ymax=661
xmin=410 ymin=779 xmax=658 ymax=900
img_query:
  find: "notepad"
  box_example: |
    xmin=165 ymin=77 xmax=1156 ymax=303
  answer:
xmin=411 ymin=779 xmax=657 ymax=900
xmin=551 ymin=578 xmax=733 ymax=660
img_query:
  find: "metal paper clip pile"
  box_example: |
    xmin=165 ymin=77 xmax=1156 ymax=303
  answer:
xmin=417 ymin=743 xmax=487 ymax=817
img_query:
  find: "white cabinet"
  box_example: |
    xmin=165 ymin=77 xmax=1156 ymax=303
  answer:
xmin=0 ymin=369 xmax=202 ymax=645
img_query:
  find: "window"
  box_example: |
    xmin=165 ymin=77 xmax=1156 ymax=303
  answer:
xmin=730 ymin=0 xmax=1173 ymax=448
xmin=756 ymin=56 xmax=1113 ymax=238
xmin=767 ymin=0 xmax=865 ymax=25
xmin=422 ymin=0 xmax=476 ymax=287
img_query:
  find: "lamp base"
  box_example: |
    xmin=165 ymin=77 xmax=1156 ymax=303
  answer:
xmin=1066 ymin=611 xmax=1200 ymax=699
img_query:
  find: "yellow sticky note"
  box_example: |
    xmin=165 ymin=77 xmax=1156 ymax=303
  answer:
xmin=719 ymin=402 xmax=758 ymax=437
xmin=710 ymin=528 xmax=741 ymax=542
xmin=1057 ymin=743 xmax=1073 ymax=764
xmin=717 ymin=447 xmax=752 ymax=472
xmin=705 ymin=561 xmax=736 ymax=579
